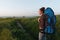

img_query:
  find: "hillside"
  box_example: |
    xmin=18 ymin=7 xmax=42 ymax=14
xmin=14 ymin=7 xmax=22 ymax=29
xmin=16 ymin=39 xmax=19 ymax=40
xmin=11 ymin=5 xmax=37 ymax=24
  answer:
xmin=0 ymin=15 xmax=59 ymax=40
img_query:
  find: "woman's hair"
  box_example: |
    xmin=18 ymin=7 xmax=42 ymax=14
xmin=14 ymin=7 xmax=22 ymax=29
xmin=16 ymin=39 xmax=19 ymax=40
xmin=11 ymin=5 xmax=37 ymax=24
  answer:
xmin=40 ymin=7 xmax=45 ymax=13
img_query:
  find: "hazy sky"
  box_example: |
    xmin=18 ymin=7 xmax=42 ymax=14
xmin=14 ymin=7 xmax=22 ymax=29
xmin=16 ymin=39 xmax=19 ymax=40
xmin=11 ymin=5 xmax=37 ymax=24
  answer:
xmin=0 ymin=0 xmax=60 ymax=16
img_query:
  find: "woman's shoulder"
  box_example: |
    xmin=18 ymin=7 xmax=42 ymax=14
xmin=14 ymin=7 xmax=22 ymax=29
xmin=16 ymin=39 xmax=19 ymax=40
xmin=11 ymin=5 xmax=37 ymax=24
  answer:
xmin=40 ymin=14 xmax=45 ymax=18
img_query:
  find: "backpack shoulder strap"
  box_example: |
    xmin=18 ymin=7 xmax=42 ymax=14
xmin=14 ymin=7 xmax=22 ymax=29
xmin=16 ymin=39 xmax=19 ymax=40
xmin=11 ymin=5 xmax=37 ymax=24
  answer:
xmin=44 ymin=14 xmax=49 ymax=26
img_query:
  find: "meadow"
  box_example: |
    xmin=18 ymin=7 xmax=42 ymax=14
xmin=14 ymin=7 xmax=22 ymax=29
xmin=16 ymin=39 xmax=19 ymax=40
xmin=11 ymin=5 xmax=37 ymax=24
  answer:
xmin=0 ymin=15 xmax=59 ymax=40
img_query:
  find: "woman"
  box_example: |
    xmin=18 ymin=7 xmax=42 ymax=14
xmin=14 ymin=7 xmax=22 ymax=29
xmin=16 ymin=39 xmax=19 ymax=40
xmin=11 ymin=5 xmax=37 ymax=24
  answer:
xmin=38 ymin=7 xmax=46 ymax=40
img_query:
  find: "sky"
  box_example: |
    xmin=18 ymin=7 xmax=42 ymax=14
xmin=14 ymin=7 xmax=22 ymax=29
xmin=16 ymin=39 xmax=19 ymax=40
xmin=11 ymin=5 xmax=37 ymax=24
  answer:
xmin=0 ymin=0 xmax=60 ymax=17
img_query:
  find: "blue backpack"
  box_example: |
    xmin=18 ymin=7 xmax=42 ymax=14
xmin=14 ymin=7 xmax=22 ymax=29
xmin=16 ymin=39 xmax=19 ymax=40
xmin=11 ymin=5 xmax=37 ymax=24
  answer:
xmin=44 ymin=7 xmax=56 ymax=34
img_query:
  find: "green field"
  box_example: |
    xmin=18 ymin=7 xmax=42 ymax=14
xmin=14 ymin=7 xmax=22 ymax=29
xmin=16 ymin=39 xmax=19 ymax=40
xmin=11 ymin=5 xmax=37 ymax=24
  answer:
xmin=0 ymin=15 xmax=59 ymax=40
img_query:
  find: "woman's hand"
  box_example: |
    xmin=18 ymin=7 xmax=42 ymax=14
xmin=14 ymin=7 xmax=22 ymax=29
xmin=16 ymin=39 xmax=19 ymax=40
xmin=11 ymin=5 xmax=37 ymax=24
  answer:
xmin=39 ymin=27 xmax=43 ymax=29
xmin=38 ymin=18 xmax=40 ymax=22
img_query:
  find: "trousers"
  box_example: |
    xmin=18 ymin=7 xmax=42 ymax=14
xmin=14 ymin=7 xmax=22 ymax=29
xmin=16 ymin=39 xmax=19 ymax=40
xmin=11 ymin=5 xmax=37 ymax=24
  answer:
xmin=39 ymin=32 xmax=46 ymax=40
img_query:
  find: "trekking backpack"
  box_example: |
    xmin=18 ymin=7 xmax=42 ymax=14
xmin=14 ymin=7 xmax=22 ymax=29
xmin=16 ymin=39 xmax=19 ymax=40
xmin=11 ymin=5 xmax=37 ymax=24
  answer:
xmin=44 ymin=7 xmax=56 ymax=34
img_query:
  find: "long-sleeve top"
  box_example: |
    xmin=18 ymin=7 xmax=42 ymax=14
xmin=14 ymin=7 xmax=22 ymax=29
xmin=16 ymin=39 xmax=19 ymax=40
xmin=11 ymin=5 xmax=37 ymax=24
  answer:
xmin=38 ymin=14 xmax=45 ymax=30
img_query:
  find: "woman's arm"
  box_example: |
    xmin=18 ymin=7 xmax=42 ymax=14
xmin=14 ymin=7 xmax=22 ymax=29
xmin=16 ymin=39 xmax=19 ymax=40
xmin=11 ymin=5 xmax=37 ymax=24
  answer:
xmin=39 ymin=15 xmax=45 ymax=29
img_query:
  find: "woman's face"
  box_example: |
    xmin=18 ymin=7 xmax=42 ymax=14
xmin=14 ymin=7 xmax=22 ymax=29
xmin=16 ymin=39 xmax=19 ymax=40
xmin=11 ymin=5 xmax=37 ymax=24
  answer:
xmin=38 ymin=10 xmax=43 ymax=15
